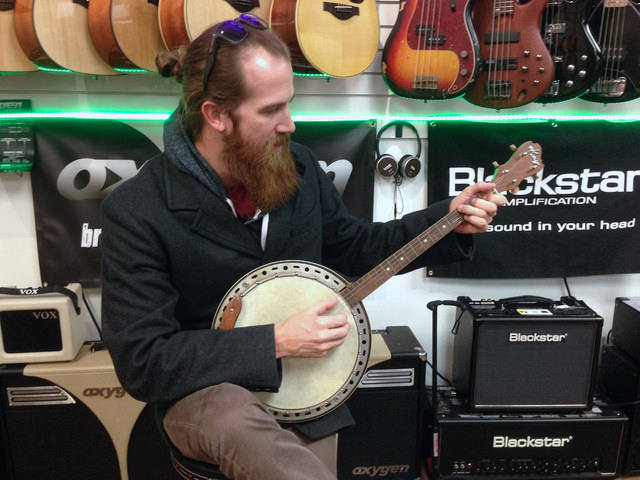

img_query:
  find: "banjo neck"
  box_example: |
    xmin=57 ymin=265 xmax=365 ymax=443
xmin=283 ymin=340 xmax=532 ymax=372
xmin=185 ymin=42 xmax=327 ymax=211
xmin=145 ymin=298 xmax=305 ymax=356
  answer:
xmin=340 ymin=209 xmax=464 ymax=307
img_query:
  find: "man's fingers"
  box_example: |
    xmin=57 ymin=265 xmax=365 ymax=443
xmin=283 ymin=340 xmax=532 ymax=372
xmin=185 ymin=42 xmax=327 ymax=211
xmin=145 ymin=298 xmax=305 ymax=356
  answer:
xmin=308 ymin=297 xmax=339 ymax=315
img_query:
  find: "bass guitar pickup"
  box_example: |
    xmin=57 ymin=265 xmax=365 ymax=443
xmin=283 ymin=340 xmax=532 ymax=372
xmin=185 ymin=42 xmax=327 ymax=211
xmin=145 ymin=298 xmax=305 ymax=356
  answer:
xmin=414 ymin=25 xmax=446 ymax=45
xmin=482 ymin=58 xmax=518 ymax=71
xmin=323 ymin=2 xmax=359 ymax=20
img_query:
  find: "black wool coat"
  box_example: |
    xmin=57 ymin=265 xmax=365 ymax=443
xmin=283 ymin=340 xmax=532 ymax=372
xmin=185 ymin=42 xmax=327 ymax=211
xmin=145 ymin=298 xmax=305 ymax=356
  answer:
xmin=100 ymin=129 xmax=472 ymax=440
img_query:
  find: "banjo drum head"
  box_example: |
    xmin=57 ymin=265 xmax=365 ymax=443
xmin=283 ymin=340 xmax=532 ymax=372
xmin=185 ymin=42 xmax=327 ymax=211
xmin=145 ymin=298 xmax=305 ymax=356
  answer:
xmin=212 ymin=261 xmax=371 ymax=422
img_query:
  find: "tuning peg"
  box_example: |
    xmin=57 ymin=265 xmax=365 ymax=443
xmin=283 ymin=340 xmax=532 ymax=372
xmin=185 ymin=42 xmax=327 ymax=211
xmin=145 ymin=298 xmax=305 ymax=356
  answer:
xmin=510 ymin=144 xmax=517 ymax=152
xmin=492 ymin=161 xmax=499 ymax=168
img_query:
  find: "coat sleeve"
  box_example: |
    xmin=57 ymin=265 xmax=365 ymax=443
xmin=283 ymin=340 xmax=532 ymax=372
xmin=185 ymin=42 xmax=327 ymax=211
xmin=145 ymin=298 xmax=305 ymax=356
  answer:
xmin=100 ymin=185 xmax=281 ymax=403
xmin=303 ymin=150 xmax=473 ymax=277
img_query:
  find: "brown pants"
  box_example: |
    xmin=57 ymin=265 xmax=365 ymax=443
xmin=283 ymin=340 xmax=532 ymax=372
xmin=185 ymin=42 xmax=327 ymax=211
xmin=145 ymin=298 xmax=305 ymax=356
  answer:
xmin=163 ymin=383 xmax=337 ymax=480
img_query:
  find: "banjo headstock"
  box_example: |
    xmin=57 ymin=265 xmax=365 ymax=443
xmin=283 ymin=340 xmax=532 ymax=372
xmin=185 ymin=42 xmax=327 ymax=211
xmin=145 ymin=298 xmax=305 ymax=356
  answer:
xmin=491 ymin=141 xmax=543 ymax=194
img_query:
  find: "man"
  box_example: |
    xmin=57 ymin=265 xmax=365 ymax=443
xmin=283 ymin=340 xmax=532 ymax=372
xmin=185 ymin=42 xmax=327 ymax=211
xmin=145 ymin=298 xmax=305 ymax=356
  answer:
xmin=100 ymin=15 xmax=506 ymax=480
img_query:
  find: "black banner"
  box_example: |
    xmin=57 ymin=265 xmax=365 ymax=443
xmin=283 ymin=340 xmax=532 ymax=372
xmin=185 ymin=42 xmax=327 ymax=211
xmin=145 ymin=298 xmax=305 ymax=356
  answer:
xmin=427 ymin=121 xmax=640 ymax=278
xmin=31 ymin=119 xmax=375 ymax=287
xmin=31 ymin=120 xmax=160 ymax=287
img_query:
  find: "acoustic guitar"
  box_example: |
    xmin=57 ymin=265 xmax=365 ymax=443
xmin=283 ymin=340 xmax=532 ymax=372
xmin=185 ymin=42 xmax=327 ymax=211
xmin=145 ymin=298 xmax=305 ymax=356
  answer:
xmin=158 ymin=0 xmax=272 ymax=50
xmin=88 ymin=0 xmax=165 ymax=72
xmin=270 ymin=0 xmax=379 ymax=77
xmin=212 ymin=141 xmax=544 ymax=423
xmin=14 ymin=0 xmax=116 ymax=74
xmin=382 ymin=0 xmax=480 ymax=99
xmin=0 ymin=0 xmax=36 ymax=72
xmin=581 ymin=0 xmax=640 ymax=103
xmin=536 ymin=0 xmax=602 ymax=103
xmin=464 ymin=0 xmax=554 ymax=109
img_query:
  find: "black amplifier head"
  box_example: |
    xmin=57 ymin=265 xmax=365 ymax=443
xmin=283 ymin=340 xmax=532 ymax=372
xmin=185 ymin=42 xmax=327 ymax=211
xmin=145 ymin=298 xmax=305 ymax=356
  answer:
xmin=453 ymin=296 xmax=603 ymax=411
xmin=435 ymin=392 xmax=627 ymax=479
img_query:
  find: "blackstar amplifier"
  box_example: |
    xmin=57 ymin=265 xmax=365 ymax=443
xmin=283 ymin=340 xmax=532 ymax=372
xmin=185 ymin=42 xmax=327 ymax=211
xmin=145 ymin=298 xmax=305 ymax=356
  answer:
xmin=612 ymin=297 xmax=640 ymax=363
xmin=337 ymin=326 xmax=426 ymax=480
xmin=435 ymin=392 xmax=627 ymax=479
xmin=0 ymin=344 xmax=177 ymax=480
xmin=453 ymin=296 xmax=602 ymax=411
xmin=599 ymin=344 xmax=640 ymax=475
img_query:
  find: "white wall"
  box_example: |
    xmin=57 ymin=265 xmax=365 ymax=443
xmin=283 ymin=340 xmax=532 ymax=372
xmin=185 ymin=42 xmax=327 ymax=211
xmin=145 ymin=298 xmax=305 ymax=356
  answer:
xmin=1 ymin=1 xmax=639 ymax=383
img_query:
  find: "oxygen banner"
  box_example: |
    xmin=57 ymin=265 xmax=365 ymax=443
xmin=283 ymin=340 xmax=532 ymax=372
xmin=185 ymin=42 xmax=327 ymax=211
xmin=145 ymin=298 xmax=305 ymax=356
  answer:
xmin=426 ymin=121 xmax=640 ymax=278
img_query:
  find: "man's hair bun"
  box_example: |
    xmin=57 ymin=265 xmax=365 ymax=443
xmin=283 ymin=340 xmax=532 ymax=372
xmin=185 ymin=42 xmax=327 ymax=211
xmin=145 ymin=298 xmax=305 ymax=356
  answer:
xmin=156 ymin=47 xmax=188 ymax=83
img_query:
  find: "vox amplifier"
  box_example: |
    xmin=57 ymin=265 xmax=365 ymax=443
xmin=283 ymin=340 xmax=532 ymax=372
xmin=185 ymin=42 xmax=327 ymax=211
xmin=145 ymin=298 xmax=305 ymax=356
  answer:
xmin=0 ymin=344 xmax=177 ymax=480
xmin=435 ymin=392 xmax=627 ymax=479
xmin=337 ymin=326 xmax=426 ymax=480
xmin=599 ymin=344 xmax=640 ymax=475
xmin=452 ymin=296 xmax=602 ymax=411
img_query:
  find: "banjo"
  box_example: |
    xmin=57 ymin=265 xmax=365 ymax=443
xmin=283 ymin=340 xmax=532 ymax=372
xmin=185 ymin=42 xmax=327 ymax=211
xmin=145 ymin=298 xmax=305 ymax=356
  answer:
xmin=212 ymin=141 xmax=543 ymax=422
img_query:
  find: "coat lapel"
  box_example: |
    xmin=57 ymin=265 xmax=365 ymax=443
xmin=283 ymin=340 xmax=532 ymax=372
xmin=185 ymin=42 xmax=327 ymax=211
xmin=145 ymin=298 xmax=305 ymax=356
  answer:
xmin=164 ymin=156 xmax=263 ymax=258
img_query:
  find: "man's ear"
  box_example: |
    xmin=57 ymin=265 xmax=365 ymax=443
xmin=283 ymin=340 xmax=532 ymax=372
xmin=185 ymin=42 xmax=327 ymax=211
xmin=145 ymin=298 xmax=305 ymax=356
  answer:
xmin=201 ymin=100 xmax=231 ymax=133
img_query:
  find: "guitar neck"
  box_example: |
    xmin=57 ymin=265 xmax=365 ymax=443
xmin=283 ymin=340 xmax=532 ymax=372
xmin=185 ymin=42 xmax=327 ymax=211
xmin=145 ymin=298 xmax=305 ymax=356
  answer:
xmin=341 ymin=209 xmax=464 ymax=307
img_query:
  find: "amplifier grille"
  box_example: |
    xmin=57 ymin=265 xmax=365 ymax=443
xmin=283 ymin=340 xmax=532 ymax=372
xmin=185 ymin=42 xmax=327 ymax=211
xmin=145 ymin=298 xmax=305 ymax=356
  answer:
xmin=359 ymin=368 xmax=414 ymax=388
xmin=6 ymin=385 xmax=75 ymax=406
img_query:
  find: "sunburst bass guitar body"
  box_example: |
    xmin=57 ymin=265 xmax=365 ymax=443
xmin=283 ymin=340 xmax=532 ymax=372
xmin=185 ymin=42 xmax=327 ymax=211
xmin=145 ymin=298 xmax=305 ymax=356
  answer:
xmin=88 ymin=0 xmax=165 ymax=72
xmin=158 ymin=0 xmax=273 ymax=50
xmin=14 ymin=0 xmax=116 ymax=74
xmin=382 ymin=0 xmax=480 ymax=99
xmin=464 ymin=0 xmax=554 ymax=108
xmin=0 ymin=1 xmax=36 ymax=72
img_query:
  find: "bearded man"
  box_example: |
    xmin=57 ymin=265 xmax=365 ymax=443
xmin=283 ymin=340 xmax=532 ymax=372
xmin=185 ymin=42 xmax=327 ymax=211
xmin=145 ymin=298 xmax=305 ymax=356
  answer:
xmin=100 ymin=15 xmax=506 ymax=480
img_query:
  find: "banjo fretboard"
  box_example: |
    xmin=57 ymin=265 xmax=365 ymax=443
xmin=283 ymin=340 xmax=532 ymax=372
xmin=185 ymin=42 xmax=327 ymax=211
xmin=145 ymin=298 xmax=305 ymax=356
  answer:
xmin=340 ymin=209 xmax=464 ymax=307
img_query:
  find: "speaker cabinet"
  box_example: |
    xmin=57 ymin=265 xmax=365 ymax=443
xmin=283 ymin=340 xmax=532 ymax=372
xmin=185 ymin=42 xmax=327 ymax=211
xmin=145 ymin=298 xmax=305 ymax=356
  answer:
xmin=0 ymin=345 xmax=178 ymax=480
xmin=337 ymin=326 xmax=426 ymax=480
xmin=612 ymin=297 xmax=640 ymax=363
xmin=453 ymin=296 xmax=602 ymax=411
xmin=599 ymin=344 xmax=640 ymax=475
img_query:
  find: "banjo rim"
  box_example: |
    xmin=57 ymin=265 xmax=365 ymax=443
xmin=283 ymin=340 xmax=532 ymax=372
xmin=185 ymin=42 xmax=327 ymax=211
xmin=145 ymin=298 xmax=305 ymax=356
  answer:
xmin=212 ymin=260 xmax=372 ymax=423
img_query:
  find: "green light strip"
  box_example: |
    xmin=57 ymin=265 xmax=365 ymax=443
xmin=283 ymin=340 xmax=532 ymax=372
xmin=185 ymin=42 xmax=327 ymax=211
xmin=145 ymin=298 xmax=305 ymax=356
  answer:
xmin=2 ymin=112 xmax=640 ymax=122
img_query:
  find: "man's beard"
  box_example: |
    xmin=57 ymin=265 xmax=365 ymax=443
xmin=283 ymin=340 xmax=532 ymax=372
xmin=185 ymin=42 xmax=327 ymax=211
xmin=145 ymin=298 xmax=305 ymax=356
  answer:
xmin=223 ymin=126 xmax=300 ymax=213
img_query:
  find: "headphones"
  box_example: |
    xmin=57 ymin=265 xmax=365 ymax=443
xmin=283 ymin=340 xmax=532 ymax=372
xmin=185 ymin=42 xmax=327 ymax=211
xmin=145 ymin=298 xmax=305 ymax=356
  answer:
xmin=375 ymin=121 xmax=422 ymax=179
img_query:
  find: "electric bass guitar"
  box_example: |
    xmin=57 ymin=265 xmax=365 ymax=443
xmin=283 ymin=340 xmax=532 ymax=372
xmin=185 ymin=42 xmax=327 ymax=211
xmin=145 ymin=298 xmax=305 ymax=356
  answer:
xmin=270 ymin=0 xmax=379 ymax=77
xmin=158 ymin=0 xmax=272 ymax=50
xmin=212 ymin=141 xmax=543 ymax=423
xmin=382 ymin=0 xmax=480 ymax=99
xmin=536 ymin=0 xmax=602 ymax=103
xmin=581 ymin=0 xmax=640 ymax=103
xmin=0 ymin=0 xmax=36 ymax=72
xmin=464 ymin=0 xmax=554 ymax=109
xmin=14 ymin=0 xmax=116 ymax=74
xmin=88 ymin=0 xmax=165 ymax=72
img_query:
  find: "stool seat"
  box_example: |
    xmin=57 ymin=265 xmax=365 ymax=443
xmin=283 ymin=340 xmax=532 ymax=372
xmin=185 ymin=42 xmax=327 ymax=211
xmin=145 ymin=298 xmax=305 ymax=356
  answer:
xmin=169 ymin=445 xmax=230 ymax=480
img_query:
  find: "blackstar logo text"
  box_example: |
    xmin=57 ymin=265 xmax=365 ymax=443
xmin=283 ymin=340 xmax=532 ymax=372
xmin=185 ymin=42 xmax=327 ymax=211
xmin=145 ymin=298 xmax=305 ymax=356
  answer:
xmin=493 ymin=435 xmax=573 ymax=448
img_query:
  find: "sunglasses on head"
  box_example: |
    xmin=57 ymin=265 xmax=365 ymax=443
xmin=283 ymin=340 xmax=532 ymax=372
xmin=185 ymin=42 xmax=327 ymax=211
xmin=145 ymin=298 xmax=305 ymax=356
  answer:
xmin=202 ymin=14 xmax=269 ymax=92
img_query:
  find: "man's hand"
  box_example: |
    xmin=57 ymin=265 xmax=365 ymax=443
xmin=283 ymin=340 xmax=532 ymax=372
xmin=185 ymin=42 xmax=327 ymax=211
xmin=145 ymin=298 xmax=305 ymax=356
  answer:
xmin=450 ymin=182 xmax=507 ymax=234
xmin=274 ymin=297 xmax=350 ymax=359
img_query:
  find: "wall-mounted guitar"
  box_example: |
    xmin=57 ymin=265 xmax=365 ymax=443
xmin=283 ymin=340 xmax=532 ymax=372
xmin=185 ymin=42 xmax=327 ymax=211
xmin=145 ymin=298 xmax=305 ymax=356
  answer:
xmin=536 ymin=0 xmax=602 ymax=103
xmin=464 ymin=0 xmax=554 ymax=108
xmin=158 ymin=0 xmax=272 ymax=51
xmin=88 ymin=0 xmax=166 ymax=72
xmin=581 ymin=0 xmax=640 ymax=103
xmin=382 ymin=0 xmax=480 ymax=99
xmin=270 ymin=0 xmax=379 ymax=76
xmin=14 ymin=0 xmax=116 ymax=74
xmin=212 ymin=141 xmax=543 ymax=423
xmin=0 ymin=0 xmax=37 ymax=72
